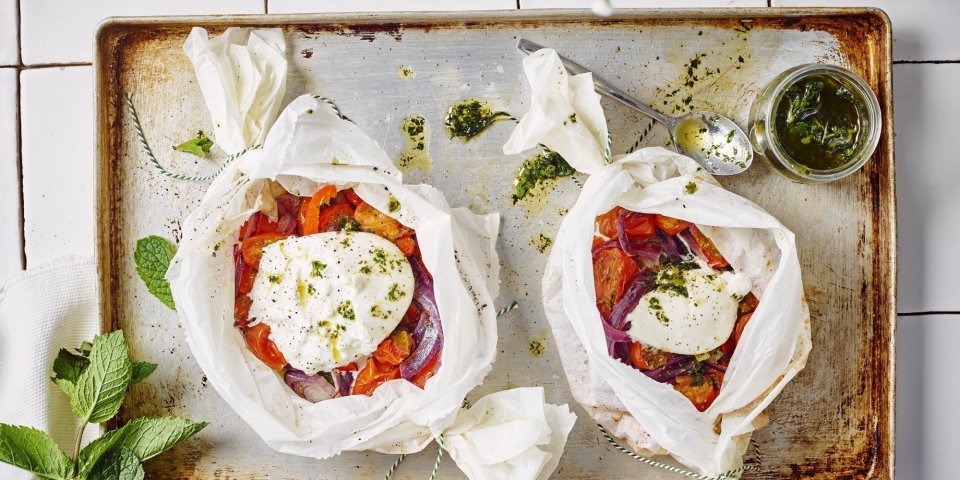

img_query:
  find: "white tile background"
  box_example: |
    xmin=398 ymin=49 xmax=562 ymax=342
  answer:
xmin=4 ymin=0 xmax=958 ymax=478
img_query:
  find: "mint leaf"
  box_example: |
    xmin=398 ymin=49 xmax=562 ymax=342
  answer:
xmin=88 ymin=446 xmax=144 ymax=480
xmin=53 ymin=347 xmax=90 ymax=384
xmin=0 ymin=425 xmax=75 ymax=480
xmin=70 ymin=331 xmax=133 ymax=424
xmin=129 ymin=362 xmax=157 ymax=384
xmin=134 ymin=236 xmax=176 ymax=310
xmin=78 ymin=417 xmax=206 ymax=477
xmin=173 ymin=131 xmax=214 ymax=158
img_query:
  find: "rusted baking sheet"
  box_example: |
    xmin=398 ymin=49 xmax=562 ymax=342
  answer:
xmin=94 ymin=9 xmax=894 ymax=479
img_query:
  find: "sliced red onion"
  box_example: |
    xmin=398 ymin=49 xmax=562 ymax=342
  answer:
xmin=607 ymin=271 xmax=655 ymax=331
xmin=240 ymin=212 xmax=262 ymax=241
xmin=612 ymin=341 xmax=632 ymax=365
xmin=645 ymin=356 xmax=697 ymax=383
xmin=657 ymin=229 xmax=689 ymax=261
xmin=592 ymin=239 xmax=621 ymax=256
xmin=284 ymin=368 xmax=336 ymax=403
xmin=333 ymin=370 xmax=354 ymax=397
xmin=275 ymin=193 xmax=302 ymax=217
xmin=705 ymin=360 xmax=727 ymax=373
xmin=401 ymin=260 xmax=442 ymax=379
xmin=277 ymin=214 xmax=297 ymax=234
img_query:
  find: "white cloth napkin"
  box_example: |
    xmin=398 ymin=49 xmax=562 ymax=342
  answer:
xmin=0 ymin=256 xmax=100 ymax=479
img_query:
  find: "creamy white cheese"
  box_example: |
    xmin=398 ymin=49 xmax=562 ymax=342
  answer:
xmin=249 ymin=232 xmax=414 ymax=374
xmin=626 ymin=259 xmax=751 ymax=355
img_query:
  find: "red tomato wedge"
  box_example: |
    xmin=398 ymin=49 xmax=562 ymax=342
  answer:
xmin=243 ymin=323 xmax=287 ymax=371
xmin=240 ymin=233 xmax=289 ymax=269
xmin=234 ymin=295 xmax=252 ymax=329
xmin=373 ymin=331 xmax=415 ymax=366
xmin=596 ymin=207 xmax=623 ymax=238
xmin=655 ymin=214 xmax=691 ymax=236
xmin=673 ymin=373 xmax=721 ymax=412
xmin=298 ymin=185 xmax=337 ymax=235
xmin=593 ymin=246 xmax=639 ymax=318
xmin=688 ymin=226 xmax=730 ymax=269
xmin=316 ymin=203 xmax=356 ymax=232
xmin=620 ymin=212 xmax=657 ymax=240
xmin=342 ymin=188 xmax=364 ymax=207
xmin=395 ymin=236 xmax=418 ymax=257
xmin=354 ymin=202 xmax=411 ymax=241
xmin=734 ymin=312 xmax=752 ymax=344
xmin=353 ymin=358 xmax=400 ymax=396
xmin=411 ymin=349 xmax=440 ymax=389
xmin=629 ymin=343 xmax=671 ymax=371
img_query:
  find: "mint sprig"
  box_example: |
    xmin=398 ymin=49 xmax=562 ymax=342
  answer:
xmin=173 ymin=131 xmax=214 ymax=157
xmin=0 ymin=331 xmax=206 ymax=480
xmin=134 ymin=236 xmax=176 ymax=310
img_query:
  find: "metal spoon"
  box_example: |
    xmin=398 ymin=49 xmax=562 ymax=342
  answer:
xmin=517 ymin=39 xmax=753 ymax=175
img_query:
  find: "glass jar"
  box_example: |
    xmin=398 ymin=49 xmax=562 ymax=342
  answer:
xmin=748 ymin=64 xmax=881 ymax=183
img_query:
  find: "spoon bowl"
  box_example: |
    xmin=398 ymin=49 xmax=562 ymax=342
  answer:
xmin=518 ymin=38 xmax=753 ymax=175
xmin=671 ymin=112 xmax=753 ymax=175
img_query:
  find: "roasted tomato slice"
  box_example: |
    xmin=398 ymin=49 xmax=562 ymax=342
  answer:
xmin=353 ymin=358 xmax=400 ymax=396
xmin=298 ymin=185 xmax=337 ymax=235
xmin=596 ymin=206 xmax=623 ymax=238
xmin=734 ymin=312 xmax=752 ymax=344
xmin=240 ymin=233 xmax=289 ymax=269
xmin=354 ymin=202 xmax=410 ymax=241
xmin=235 ymin=245 xmax=257 ymax=296
xmin=629 ymin=343 xmax=671 ymax=370
xmin=738 ymin=292 xmax=759 ymax=316
xmin=234 ymin=295 xmax=253 ymax=329
xmin=620 ymin=212 xmax=657 ymax=241
xmin=244 ymin=323 xmax=287 ymax=371
xmin=316 ymin=203 xmax=356 ymax=233
xmin=593 ymin=246 xmax=639 ymax=318
xmin=411 ymin=349 xmax=440 ymax=389
xmin=655 ymin=214 xmax=692 ymax=236
xmin=688 ymin=225 xmax=729 ymax=269
xmin=373 ymin=331 xmax=415 ymax=366
xmin=673 ymin=373 xmax=721 ymax=412
xmin=342 ymin=188 xmax=364 ymax=207
xmin=240 ymin=211 xmax=279 ymax=239
xmin=395 ymin=236 xmax=418 ymax=257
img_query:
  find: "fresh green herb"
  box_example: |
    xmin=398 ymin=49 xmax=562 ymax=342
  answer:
xmin=648 ymin=297 xmax=670 ymax=325
xmin=339 ymin=218 xmax=360 ymax=232
xmin=775 ymin=74 xmax=862 ymax=169
xmin=134 ymin=236 xmax=177 ymax=310
xmin=336 ymin=301 xmax=356 ymax=320
xmin=398 ymin=115 xmax=432 ymax=171
xmin=684 ymin=182 xmax=698 ymax=194
xmin=173 ymin=130 xmax=214 ymax=157
xmin=359 ymin=265 xmax=372 ymax=275
xmin=387 ymin=283 xmax=405 ymax=302
xmin=512 ymin=150 xmax=576 ymax=204
xmin=306 ymin=284 xmax=317 ymax=295
xmin=0 ymin=331 xmax=206 ymax=480
xmin=268 ymin=274 xmax=282 ymax=284
xmin=655 ymin=262 xmax=695 ymax=297
xmin=311 ymin=261 xmax=326 ymax=277
xmin=445 ymin=99 xmax=511 ymax=141
xmin=387 ymin=195 xmax=400 ymax=213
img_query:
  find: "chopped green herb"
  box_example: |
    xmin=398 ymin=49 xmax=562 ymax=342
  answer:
xmin=685 ymin=182 xmax=698 ymax=194
xmin=445 ymin=99 xmax=511 ymax=141
xmin=387 ymin=283 xmax=405 ymax=301
xmin=336 ymin=301 xmax=356 ymax=320
xmin=311 ymin=261 xmax=327 ymax=277
xmin=512 ymin=150 xmax=576 ymax=204
xmin=387 ymin=195 xmax=400 ymax=213
xmin=268 ymin=274 xmax=282 ymax=284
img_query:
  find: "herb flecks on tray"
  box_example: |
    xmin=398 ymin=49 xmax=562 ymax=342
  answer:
xmin=174 ymin=130 xmax=214 ymax=157
xmin=444 ymin=99 xmax=512 ymax=141
xmin=135 ymin=236 xmax=177 ymax=310
xmin=397 ymin=115 xmax=432 ymax=172
xmin=0 ymin=330 xmax=206 ymax=480
xmin=512 ymin=150 xmax=576 ymax=204
xmin=775 ymin=74 xmax=863 ymax=170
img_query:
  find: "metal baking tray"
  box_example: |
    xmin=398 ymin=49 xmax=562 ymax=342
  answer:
xmin=94 ymin=9 xmax=894 ymax=479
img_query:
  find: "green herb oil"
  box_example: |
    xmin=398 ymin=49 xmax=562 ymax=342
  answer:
xmin=774 ymin=74 xmax=864 ymax=171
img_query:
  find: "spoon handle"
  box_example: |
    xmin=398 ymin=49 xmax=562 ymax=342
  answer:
xmin=517 ymin=39 xmax=674 ymax=127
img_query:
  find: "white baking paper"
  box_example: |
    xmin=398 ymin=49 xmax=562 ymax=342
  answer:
xmin=167 ymin=28 xmax=576 ymax=480
xmin=183 ymin=27 xmax=287 ymax=153
xmin=509 ymin=49 xmax=812 ymax=476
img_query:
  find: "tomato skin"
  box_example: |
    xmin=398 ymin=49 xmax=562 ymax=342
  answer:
xmin=235 ymin=245 xmax=257 ymax=296
xmin=240 ymin=212 xmax=279 ymax=238
xmin=395 ymin=236 xmax=418 ymax=257
xmin=373 ymin=331 xmax=415 ymax=366
xmin=316 ymin=203 xmax=356 ymax=233
xmin=298 ymin=185 xmax=337 ymax=235
xmin=337 ymin=362 xmax=358 ymax=372
xmin=411 ymin=349 xmax=440 ymax=389
xmin=354 ymin=202 xmax=408 ymax=240
xmin=241 ymin=233 xmax=289 ymax=269
xmin=629 ymin=343 xmax=671 ymax=370
xmin=593 ymin=246 xmax=640 ymax=318
xmin=734 ymin=313 xmax=752 ymax=344
xmin=353 ymin=358 xmax=400 ymax=396
xmin=342 ymin=188 xmax=364 ymax=207
xmin=592 ymin=236 xmax=605 ymax=249
xmin=620 ymin=212 xmax=657 ymax=241
xmin=688 ymin=226 xmax=729 ymax=269
xmin=655 ymin=214 xmax=691 ymax=236
xmin=596 ymin=207 xmax=623 ymax=238
xmin=234 ymin=295 xmax=252 ymax=328
xmin=738 ymin=292 xmax=759 ymax=316
xmin=673 ymin=373 xmax=720 ymax=412
xmin=244 ymin=323 xmax=287 ymax=371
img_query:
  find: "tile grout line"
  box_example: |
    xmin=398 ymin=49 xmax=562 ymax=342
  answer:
xmin=899 ymin=311 xmax=960 ymax=317
xmin=14 ymin=0 xmax=24 ymax=270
